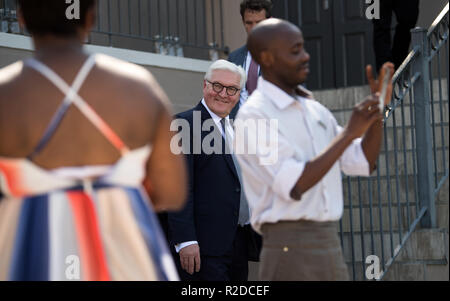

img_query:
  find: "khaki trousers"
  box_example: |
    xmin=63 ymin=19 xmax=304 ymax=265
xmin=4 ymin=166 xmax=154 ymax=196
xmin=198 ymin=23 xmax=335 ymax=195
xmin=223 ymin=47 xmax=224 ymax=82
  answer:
xmin=259 ymin=220 xmax=349 ymax=281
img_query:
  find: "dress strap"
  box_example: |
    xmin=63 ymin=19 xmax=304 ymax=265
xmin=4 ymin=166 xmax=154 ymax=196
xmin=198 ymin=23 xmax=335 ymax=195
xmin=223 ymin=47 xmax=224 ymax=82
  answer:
xmin=24 ymin=54 xmax=130 ymax=159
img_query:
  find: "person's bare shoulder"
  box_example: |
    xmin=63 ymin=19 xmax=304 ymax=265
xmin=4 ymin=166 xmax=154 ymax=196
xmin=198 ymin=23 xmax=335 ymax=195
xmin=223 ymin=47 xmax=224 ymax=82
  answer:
xmin=0 ymin=61 xmax=27 ymax=115
xmin=92 ymin=54 xmax=173 ymax=144
xmin=0 ymin=61 xmax=24 ymax=93
xmin=0 ymin=61 xmax=23 ymax=81
xmin=94 ymin=54 xmax=170 ymax=112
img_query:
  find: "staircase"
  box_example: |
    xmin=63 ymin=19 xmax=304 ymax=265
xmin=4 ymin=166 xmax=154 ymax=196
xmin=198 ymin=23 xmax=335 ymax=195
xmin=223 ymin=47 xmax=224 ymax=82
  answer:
xmin=314 ymin=78 xmax=449 ymax=280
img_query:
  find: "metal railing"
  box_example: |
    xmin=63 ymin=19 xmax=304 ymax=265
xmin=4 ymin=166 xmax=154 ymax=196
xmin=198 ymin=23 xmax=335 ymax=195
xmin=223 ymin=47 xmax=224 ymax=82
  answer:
xmin=339 ymin=3 xmax=449 ymax=281
xmin=0 ymin=0 xmax=229 ymax=60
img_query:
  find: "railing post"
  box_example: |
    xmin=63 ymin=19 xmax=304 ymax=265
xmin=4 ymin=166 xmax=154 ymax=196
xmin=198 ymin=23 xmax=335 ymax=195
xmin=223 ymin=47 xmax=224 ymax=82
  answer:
xmin=411 ymin=27 xmax=436 ymax=228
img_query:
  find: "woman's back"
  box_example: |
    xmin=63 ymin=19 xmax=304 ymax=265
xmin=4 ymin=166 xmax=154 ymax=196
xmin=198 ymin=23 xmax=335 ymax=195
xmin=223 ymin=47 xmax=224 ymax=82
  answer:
xmin=0 ymin=0 xmax=187 ymax=281
xmin=0 ymin=51 xmax=186 ymax=281
xmin=0 ymin=52 xmax=161 ymax=169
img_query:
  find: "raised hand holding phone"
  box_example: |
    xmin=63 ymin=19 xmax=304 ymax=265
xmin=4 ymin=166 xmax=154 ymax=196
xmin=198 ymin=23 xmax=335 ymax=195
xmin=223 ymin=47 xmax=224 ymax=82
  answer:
xmin=379 ymin=67 xmax=391 ymax=111
xmin=366 ymin=62 xmax=395 ymax=113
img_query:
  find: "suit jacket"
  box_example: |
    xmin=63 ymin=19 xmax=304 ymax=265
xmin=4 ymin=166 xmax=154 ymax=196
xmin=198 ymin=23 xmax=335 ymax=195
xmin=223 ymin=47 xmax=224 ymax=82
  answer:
xmin=167 ymin=102 xmax=242 ymax=257
xmin=228 ymin=45 xmax=247 ymax=119
xmin=228 ymin=45 xmax=264 ymax=119
xmin=228 ymin=45 xmax=248 ymax=68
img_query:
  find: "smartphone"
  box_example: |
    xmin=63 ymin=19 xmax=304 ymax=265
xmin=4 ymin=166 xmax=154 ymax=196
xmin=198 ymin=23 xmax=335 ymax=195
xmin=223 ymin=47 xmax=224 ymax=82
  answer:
xmin=378 ymin=67 xmax=391 ymax=112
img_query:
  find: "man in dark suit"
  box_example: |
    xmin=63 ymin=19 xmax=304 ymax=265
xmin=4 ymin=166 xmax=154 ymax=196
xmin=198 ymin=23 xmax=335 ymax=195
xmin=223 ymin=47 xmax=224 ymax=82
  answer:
xmin=228 ymin=0 xmax=272 ymax=119
xmin=167 ymin=60 xmax=255 ymax=281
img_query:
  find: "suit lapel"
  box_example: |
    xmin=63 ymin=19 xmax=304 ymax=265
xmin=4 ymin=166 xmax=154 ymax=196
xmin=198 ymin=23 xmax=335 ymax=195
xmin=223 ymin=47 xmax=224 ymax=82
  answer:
xmin=229 ymin=46 xmax=247 ymax=120
xmin=238 ymin=46 xmax=248 ymax=67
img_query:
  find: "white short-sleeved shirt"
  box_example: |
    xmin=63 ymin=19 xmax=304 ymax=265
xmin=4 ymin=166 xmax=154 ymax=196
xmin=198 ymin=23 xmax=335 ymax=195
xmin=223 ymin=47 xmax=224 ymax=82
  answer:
xmin=234 ymin=77 xmax=370 ymax=234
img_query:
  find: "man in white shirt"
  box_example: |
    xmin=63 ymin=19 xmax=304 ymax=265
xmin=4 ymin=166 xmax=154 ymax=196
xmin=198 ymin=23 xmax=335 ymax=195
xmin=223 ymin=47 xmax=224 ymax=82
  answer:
xmin=234 ymin=18 xmax=394 ymax=280
xmin=167 ymin=60 xmax=257 ymax=281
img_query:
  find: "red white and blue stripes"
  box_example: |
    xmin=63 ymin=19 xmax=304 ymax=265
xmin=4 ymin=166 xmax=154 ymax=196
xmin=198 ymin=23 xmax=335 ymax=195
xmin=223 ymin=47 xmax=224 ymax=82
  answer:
xmin=0 ymin=185 xmax=178 ymax=281
xmin=0 ymin=53 xmax=177 ymax=281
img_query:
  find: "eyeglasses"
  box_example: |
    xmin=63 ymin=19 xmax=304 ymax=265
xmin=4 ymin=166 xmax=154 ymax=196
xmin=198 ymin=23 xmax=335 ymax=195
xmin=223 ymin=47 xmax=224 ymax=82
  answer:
xmin=206 ymin=80 xmax=241 ymax=96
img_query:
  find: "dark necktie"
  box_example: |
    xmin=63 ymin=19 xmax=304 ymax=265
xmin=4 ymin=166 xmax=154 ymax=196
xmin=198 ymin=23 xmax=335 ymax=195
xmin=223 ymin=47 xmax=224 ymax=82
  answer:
xmin=246 ymin=58 xmax=258 ymax=96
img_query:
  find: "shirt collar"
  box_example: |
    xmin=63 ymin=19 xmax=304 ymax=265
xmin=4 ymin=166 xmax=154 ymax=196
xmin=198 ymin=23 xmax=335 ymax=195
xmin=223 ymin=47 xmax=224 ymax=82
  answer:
xmin=201 ymin=98 xmax=230 ymax=123
xmin=258 ymin=77 xmax=302 ymax=110
xmin=257 ymin=78 xmax=325 ymax=128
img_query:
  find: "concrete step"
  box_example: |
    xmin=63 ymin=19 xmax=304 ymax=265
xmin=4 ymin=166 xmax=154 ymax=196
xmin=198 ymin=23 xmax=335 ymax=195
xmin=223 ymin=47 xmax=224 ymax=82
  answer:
xmin=344 ymin=228 xmax=449 ymax=281
xmin=382 ymin=261 xmax=449 ymax=281
xmin=247 ymin=228 xmax=448 ymax=281
xmin=312 ymin=79 xmax=448 ymax=112
xmin=340 ymin=175 xmax=449 ymax=233
xmin=341 ymin=204 xmax=421 ymax=233
xmin=340 ymin=229 xmax=448 ymax=263
xmin=341 ymin=174 xmax=449 ymax=206
xmin=329 ymin=101 xmax=449 ymax=128
xmin=375 ymin=148 xmax=449 ymax=177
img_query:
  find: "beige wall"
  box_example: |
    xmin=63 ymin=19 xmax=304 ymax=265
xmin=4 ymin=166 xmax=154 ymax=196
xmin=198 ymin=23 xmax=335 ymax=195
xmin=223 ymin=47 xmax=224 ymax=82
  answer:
xmin=0 ymin=47 xmax=204 ymax=115
xmin=147 ymin=65 xmax=205 ymax=113
xmin=204 ymin=0 xmax=247 ymax=58
xmin=221 ymin=0 xmax=247 ymax=54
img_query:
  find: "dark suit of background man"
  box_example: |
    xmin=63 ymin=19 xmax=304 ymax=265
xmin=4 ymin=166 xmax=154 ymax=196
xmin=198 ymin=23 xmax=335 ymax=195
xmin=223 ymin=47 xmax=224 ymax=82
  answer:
xmin=167 ymin=60 xmax=254 ymax=281
xmin=373 ymin=0 xmax=420 ymax=72
xmin=228 ymin=0 xmax=272 ymax=119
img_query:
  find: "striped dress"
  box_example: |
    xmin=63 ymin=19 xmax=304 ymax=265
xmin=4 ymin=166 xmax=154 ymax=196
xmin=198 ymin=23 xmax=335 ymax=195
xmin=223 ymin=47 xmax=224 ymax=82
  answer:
xmin=0 ymin=54 xmax=178 ymax=281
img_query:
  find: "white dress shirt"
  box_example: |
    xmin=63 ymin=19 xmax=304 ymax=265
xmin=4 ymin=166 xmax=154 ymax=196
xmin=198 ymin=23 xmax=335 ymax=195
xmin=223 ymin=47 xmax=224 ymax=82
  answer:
xmin=175 ymin=99 xmax=234 ymax=253
xmin=234 ymin=77 xmax=370 ymax=234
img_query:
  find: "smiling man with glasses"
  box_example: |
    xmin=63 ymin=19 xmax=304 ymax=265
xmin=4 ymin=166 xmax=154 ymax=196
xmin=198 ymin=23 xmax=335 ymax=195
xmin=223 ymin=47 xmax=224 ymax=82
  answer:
xmin=201 ymin=61 xmax=245 ymax=119
xmin=164 ymin=60 xmax=257 ymax=281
